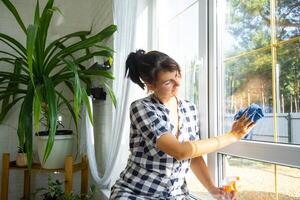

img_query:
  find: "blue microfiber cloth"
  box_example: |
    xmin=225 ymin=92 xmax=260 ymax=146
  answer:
xmin=234 ymin=103 xmax=264 ymax=139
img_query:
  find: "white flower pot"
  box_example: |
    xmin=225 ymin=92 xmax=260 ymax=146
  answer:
xmin=36 ymin=131 xmax=74 ymax=169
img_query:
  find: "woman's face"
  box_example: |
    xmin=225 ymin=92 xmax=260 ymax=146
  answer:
xmin=151 ymin=70 xmax=181 ymax=101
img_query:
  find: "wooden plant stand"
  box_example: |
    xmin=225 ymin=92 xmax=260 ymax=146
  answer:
xmin=1 ymin=153 xmax=89 ymax=200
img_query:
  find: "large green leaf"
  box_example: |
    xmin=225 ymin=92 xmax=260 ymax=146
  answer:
xmin=0 ymin=89 xmax=27 ymax=101
xmin=42 ymin=76 xmax=57 ymax=162
xmin=0 ymin=34 xmax=27 ymax=58
xmin=33 ymin=87 xmax=42 ymax=133
xmin=81 ymin=88 xmax=93 ymax=125
xmin=34 ymin=0 xmax=40 ymax=26
xmin=0 ymin=50 xmax=21 ymax=59
xmin=0 ymin=96 xmax=24 ymax=124
xmin=44 ymin=31 xmax=90 ymax=62
xmin=46 ymin=25 xmax=117 ymax=74
xmin=0 ymin=57 xmax=16 ymax=65
xmin=1 ymin=0 xmax=27 ymax=34
xmin=56 ymin=91 xmax=77 ymax=130
xmin=17 ymin=84 xmax=34 ymax=168
xmin=80 ymin=69 xmax=115 ymax=79
xmin=27 ymin=24 xmax=38 ymax=85
xmin=34 ymin=0 xmax=45 ymax=72
xmin=75 ymin=50 xmax=112 ymax=64
xmin=63 ymin=59 xmax=81 ymax=124
xmin=0 ymin=71 xmax=29 ymax=83
xmin=40 ymin=0 xmax=54 ymax=53
xmin=1 ymin=59 xmax=22 ymax=112
xmin=103 ymin=82 xmax=117 ymax=107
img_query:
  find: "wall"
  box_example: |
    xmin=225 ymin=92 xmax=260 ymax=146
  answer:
xmin=0 ymin=0 xmax=103 ymax=199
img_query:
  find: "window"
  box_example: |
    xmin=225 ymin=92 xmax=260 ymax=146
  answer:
xmin=216 ymin=0 xmax=300 ymax=199
xmin=222 ymin=155 xmax=300 ymax=199
xmin=219 ymin=0 xmax=300 ymax=145
xmin=156 ymin=0 xmax=210 ymax=198
xmin=155 ymin=0 xmax=300 ymax=199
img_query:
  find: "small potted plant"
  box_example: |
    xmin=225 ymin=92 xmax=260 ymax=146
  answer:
xmin=16 ymin=143 xmax=27 ymax=167
xmin=32 ymin=176 xmax=95 ymax=200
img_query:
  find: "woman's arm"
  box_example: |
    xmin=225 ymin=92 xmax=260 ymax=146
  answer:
xmin=191 ymin=157 xmax=237 ymax=199
xmin=156 ymin=115 xmax=254 ymax=160
xmin=190 ymin=156 xmax=215 ymax=191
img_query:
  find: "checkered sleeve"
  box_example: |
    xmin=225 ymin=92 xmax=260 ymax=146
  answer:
xmin=188 ymin=103 xmax=200 ymax=141
xmin=130 ymin=101 xmax=171 ymax=143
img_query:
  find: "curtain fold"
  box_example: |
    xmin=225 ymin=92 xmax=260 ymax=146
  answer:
xmin=82 ymin=0 xmax=138 ymax=191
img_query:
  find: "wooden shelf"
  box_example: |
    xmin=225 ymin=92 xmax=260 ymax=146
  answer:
xmin=1 ymin=153 xmax=89 ymax=200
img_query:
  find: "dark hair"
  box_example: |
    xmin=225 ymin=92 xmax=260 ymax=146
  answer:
xmin=125 ymin=49 xmax=181 ymax=90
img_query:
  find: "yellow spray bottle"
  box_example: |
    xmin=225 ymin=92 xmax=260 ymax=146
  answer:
xmin=222 ymin=176 xmax=240 ymax=199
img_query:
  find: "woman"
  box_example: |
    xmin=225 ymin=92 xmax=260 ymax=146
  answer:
xmin=110 ymin=50 xmax=254 ymax=200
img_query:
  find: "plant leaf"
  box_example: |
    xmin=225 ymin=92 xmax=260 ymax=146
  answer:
xmin=0 ymin=34 xmax=27 ymax=58
xmin=63 ymin=59 xmax=81 ymax=124
xmin=42 ymin=76 xmax=57 ymax=162
xmin=56 ymin=91 xmax=78 ymax=131
xmin=103 ymin=82 xmax=117 ymax=107
xmin=0 ymin=96 xmax=24 ymax=124
xmin=34 ymin=0 xmax=40 ymax=26
xmin=1 ymin=0 xmax=27 ymax=34
xmin=40 ymin=0 xmax=54 ymax=55
xmin=1 ymin=59 xmax=22 ymax=112
xmin=27 ymin=24 xmax=38 ymax=85
xmin=17 ymin=84 xmax=34 ymax=168
xmin=46 ymin=25 xmax=117 ymax=74
xmin=33 ymin=87 xmax=42 ymax=133
xmin=80 ymin=68 xmax=115 ymax=79
xmin=75 ymin=50 xmax=112 ymax=64
xmin=81 ymin=89 xmax=93 ymax=125
xmin=44 ymin=31 xmax=90 ymax=61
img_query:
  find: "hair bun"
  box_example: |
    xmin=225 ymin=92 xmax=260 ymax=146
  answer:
xmin=136 ymin=49 xmax=145 ymax=57
xmin=125 ymin=49 xmax=146 ymax=89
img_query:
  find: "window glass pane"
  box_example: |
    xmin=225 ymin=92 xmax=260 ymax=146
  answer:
xmin=219 ymin=0 xmax=300 ymax=145
xmin=223 ymin=155 xmax=300 ymax=199
xmin=157 ymin=1 xmax=206 ymax=198
xmin=157 ymin=0 xmax=200 ymax=104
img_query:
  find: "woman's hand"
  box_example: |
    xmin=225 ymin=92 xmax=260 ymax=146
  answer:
xmin=208 ymin=186 xmax=238 ymax=200
xmin=230 ymin=114 xmax=255 ymax=140
xmin=208 ymin=186 xmax=225 ymax=200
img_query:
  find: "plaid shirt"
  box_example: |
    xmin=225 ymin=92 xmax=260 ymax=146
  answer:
xmin=110 ymin=94 xmax=200 ymax=199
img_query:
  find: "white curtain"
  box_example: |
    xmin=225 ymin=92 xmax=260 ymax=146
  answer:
xmin=83 ymin=0 xmax=138 ymax=192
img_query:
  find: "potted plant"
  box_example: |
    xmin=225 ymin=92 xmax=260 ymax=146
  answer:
xmin=16 ymin=143 xmax=28 ymax=167
xmin=0 ymin=0 xmax=117 ymax=168
xmin=36 ymin=97 xmax=75 ymax=169
xmin=30 ymin=176 xmax=95 ymax=200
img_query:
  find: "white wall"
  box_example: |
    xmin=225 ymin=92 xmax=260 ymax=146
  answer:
xmin=0 ymin=1 xmax=109 ymax=199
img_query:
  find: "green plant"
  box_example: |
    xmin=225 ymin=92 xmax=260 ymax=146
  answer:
xmin=17 ymin=142 xmax=27 ymax=153
xmin=32 ymin=176 xmax=95 ymax=200
xmin=0 ymin=0 xmax=117 ymax=168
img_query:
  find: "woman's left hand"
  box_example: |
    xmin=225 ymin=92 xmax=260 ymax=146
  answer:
xmin=208 ymin=186 xmax=238 ymax=200
xmin=208 ymin=186 xmax=225 ymax=200
xmin=228 ymin=191 xmax=238 ymax=200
